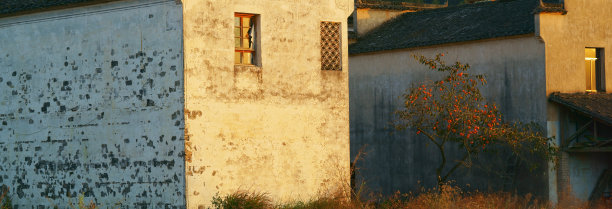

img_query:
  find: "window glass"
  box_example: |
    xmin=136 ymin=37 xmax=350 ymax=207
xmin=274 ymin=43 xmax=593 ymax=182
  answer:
xmin=235 ymin=52 xmax=241 ymax=64
xmin=242 ymin=17 xmax=251 ymax=27
xmin=241 ymin=29 xmax=249 ymax=38
xmin=242 ymin=39 xmax=251 ymax=49
xmin=586 ymin=48 xmax=598 ymax=91
xmin=242 ymin=52 xmax=252 ymax=64
xmin=235 ymin=38 xmax=241 ymax=48
xmin=234 ymin=28 xmax=240 ymax=37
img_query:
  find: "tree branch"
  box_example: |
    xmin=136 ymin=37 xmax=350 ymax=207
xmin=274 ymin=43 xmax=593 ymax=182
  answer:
xmin=441 ymin=152 xmax=470 ymax=183
xmin=417 ymin=127 xmax=441 ymax=148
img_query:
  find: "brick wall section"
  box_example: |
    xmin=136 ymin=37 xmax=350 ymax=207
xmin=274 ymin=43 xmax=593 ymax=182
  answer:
xmin=557 ymin=152 xmax=571 ymax=200
xmin=0 ymin=0 xmax=185 ymax=207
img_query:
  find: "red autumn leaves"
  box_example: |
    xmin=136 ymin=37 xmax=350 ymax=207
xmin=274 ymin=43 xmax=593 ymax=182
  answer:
xmin=400 ymin=53 xmax=501 ymax=150
xmin=394 ymin=54 xmax=557 ymax=185
xmin=396 ymin=54 xmax=555 ymax=154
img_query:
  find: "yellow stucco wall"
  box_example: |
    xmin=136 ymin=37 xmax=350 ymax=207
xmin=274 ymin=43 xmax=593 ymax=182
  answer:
xmin=538 ymin=0 xmax=612 ymax=202
xmin=181 ymin=0 xmax=352 ymax=207
xmin=539 ymin=0 xmax=612 ymax=95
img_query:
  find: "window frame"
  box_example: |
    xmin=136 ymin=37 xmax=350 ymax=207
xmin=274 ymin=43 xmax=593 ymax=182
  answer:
xmin=585 ymin=47 xmax=605 ymax=92
xmin=234 ymin=13 xmax=257 ymax=65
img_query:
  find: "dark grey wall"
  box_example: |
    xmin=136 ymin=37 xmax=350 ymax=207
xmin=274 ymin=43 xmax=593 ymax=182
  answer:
xmin=349 ymin=36 xmax=549 ymax=197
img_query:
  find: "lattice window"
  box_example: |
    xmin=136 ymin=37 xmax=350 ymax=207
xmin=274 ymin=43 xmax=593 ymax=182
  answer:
xmin=320 ymin=21 xmax=342 ymax=71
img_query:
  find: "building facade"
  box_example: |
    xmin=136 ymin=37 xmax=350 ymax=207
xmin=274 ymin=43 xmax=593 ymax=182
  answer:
xmin=0 ymin=0 xmax=186 ymax=207
xmin=0 ymin=0 xmax=352 ymax=207
xmin=349 ymin=0 xmax=612 ymax=202
xmin=182 ymin=0 xmax=352 ymax=207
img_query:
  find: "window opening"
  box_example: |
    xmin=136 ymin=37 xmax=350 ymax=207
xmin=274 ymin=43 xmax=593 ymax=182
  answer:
xmin=585 ymin=48 xmax=605 ymax=92
xmin=235 ymin=13 xmax=256 ymax=65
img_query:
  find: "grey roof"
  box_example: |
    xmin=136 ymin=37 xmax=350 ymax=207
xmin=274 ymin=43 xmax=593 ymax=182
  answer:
xmin=550 ymin=92 xmax=612 ymax=126
xmin=0 ymin=0 xmax=118 ymax=17
xmin=349 ymin=0 xmax=565 ymax=54
xmin=356 ymin=0 xmax=447 ymax=10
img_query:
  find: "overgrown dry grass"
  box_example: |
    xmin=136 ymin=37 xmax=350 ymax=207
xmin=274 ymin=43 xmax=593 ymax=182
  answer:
xmin=212 ymin=183 xmax=612 ymax=209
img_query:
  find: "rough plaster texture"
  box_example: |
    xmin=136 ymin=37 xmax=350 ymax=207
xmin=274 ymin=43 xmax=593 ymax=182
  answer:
xmin=349 ymin=36 xmax=549 ymax=196
xmin=539 ymin=0 xmax=612 ymax=95
xmin=538 ymin=0 xmax=612 ymax=201
xmin=0 ymin=0 xmax=185 ymax=207
xmin=355 ymin=8 xmax=409 ymax=37
xmin=182 ymin=0 xmax=353 ymax=207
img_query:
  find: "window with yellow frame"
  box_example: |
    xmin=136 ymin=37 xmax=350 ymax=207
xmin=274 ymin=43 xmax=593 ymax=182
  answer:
xmin=235 ymin=13 xmax=256 ymax=65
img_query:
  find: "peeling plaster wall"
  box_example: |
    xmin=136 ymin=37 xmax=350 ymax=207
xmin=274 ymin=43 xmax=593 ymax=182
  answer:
xmin=0 ymin=0 xmax=185 ymax=207
xmin=539 ymin=0 xmax=612 ymax=201
xmin=349 ymin=36 xmax=548 ymax=196
xmin=182 ymin=0 xmax=353 ymax=207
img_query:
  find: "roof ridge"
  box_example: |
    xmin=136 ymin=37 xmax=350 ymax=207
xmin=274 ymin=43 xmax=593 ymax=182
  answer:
xmin=396 ymin=0 xmax=534 ymax=17
xmin=356 ymin=0 xmax=447 ymax=10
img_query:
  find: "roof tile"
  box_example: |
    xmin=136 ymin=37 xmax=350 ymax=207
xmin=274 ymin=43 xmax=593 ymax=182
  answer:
xmin=550 ymin=92 xmax=612 ymax=126
xmin=0 ymin=0 xmax=118 ymax=17
xmin=349 ymin=0 xmax=551 ymax=54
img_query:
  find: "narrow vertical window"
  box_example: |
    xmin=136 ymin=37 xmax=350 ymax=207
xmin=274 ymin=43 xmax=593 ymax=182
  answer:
xmin=585 ymin=48 xmax=605 ymax=92
xmin=235 ymin=13 xmax=256 ymax=65
xmin=321 ymin=21 xmax=342 ymax=71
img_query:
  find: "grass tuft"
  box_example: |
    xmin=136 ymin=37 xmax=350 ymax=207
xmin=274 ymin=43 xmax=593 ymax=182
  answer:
xmin=211 ymin=191 xmax=273 ymax=209
xmin=211 ymin=183 xmax=612 ymax=209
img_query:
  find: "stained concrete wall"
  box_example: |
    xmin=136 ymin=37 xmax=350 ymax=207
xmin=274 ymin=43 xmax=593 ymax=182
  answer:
xmin=568 ymin=153 xmax=612 ymax=200
xmin=0 ymin=0 xmax=185 ymax=207
xmin=538 ymin=0 xmax=612 ymax=201
xmin=182 ymin=0 xmax=353 ymax=207
xmin=349 ymin=36 xmax=548 ymax=196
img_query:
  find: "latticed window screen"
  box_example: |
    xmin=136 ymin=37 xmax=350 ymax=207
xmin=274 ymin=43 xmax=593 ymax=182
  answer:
xmin=320 ymin=21 xmax=342 ymax=71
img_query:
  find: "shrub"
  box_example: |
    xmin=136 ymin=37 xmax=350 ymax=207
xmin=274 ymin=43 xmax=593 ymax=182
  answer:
xmin=211 ymin=191 xmax=273 ymax=209
xmin=212 ymin=186 xmax=610 ymax=209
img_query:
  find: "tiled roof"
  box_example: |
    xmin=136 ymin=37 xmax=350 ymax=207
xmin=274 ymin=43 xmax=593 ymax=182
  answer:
xmin=535 ymin=2 xmax=566 ymax=14
xmin=349 ymin=0 xmax=565 ymax=55
xmin=550 ymin=92 xmax=612 ymax=126
xmin=356 ymin=0 xmax=447 ymax=10
xmin=0 ymin=0 xmax=118 ymax=17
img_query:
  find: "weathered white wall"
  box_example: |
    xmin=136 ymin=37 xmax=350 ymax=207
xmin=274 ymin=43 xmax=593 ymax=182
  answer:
xmin=349 ymin=36 xmax=549 ymax=196
xmin=182 ymin=0 xmax=352 ymax=207
xmin=0 ymin=0 xmax=185 ymax=207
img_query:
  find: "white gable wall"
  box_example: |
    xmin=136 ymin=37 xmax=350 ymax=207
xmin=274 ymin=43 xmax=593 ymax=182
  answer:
xmin=0 ymin=0 xmax=185 ymax=207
